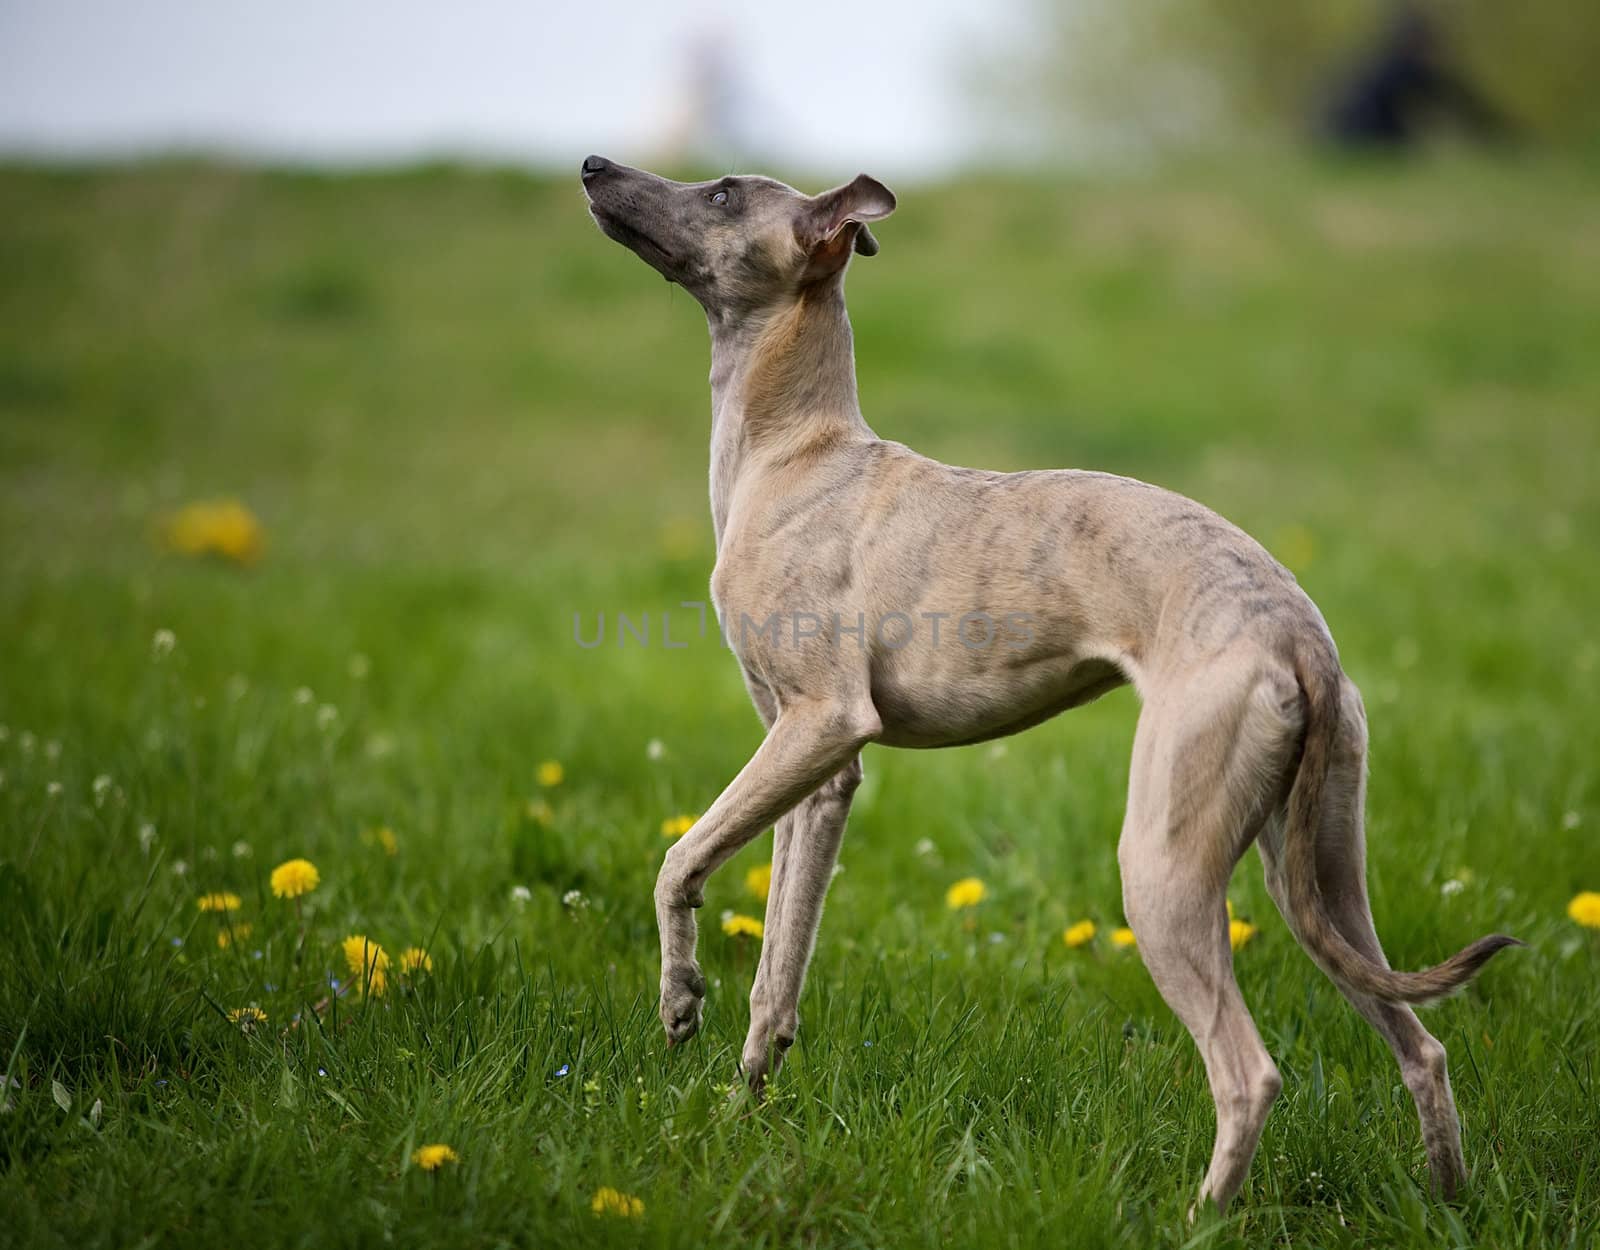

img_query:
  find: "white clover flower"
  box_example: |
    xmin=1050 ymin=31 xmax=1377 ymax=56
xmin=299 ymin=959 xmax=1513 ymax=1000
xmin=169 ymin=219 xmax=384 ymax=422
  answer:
xmin=232 ymin=840 xmax=252 ymax=858
xmin=914 ymin=837 xmax=937 ymax=857
xmin=44 ymin=739 xmax=61 ymax=762
xmin=138 ymin=823 xmax=157 ymax=853
xmin=293 ymin=687 xmax=314 ymax=706
xmin=226 ymin=674 xmax=249 ymax=701
xmin=1562 ymin=811 xmax=1581 ymax=830
xmin=562 ymin=889 xmax=588 ymax=909
xmin=1440 ymin=879 xmax=1464 ymax=897
xmin=92 ymin=775 xmax=113 ymax=805
xmin=46 ymin=781 xmax=63 ymax=798
xmin=348 ymin=653 xmax=371 ymax=680
xmin=510 ymin=885 xmax=533 ymax=906
xmin=365 ymin=733 xmax=396 ymax=759
xmin=316 ymin=704 xmax=338 ymax=730
xmin=152 ymin=629 xmax=177 ymax=659
xmin=171 ymin=859 xmax=189 ymax=876
xmin=645 ymin=738 xmax=666 ymax=761
xmin=19 ymin=731 xmax=36 ymax=755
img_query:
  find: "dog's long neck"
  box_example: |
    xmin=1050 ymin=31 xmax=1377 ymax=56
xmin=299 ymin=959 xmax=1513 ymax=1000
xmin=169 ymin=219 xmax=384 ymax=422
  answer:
xmin=706 ymin=284 xmax=873 ymax=546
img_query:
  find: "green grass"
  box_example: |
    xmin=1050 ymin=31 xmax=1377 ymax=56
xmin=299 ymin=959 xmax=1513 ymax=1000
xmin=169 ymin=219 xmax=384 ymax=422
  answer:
xmin=2 ymin=155 xmax=1598 ymax=1248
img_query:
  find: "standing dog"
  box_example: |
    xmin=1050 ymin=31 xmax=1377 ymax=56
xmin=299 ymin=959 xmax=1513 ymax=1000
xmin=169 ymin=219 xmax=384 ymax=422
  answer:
xmin=579 ymin=155 xmax=1517 ymax=1211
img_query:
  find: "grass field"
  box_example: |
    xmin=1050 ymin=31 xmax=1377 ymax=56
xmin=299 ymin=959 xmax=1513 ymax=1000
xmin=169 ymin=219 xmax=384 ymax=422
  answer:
xmin=1 ymin=154 xmax=1598 ymax=1248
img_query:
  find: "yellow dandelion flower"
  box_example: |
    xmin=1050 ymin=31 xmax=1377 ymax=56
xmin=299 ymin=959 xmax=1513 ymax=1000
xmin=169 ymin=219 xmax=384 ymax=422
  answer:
xmin=537 ymin=760 xmax=565 ymax=788
xmin=1568 ymin=891 xmax=1600 ymax=928
xmin=744 ymin=862 xmax=773 ymax=901
xmin=660 ymin=813 xmax=696 ymax=839
xmin=342 ymin=934 xmax=391 ymax=995
xmin=945 ymin=877 xmax=986 ymax=909
xmin=227 ymin=1006 xmax=268 ymax=1027
xmin=196 ymin=891 xmax=242 ymax=913
xmin=1110 ymin=926 xmax=1137 ymax=950
xmin=590 ymin=1186 xmax=645 ymax=1219
xmin=1229 ymin=919 xmax=1259 ymax=951
xmin=270 ymin=858 xmax=320 ymax=899
xmin=721 ymin=913 xmax=764 ymax=939
xmin=216 ymin=923 xmax=254 ymax=949
xmin=342 ymin=933 xmax=391 ymax=974
xmin=412 ymin=1144 xmax=460 ymax=1171
xmin=1063 ymin=920 xmax=1097 ymax=948
xmin=360 ymin=826 xmax=399 ymax=855
xmin=162 ymin=499 xmax=267 ymax=566
xmin=399 ymin=946 xmax=434 ymax=975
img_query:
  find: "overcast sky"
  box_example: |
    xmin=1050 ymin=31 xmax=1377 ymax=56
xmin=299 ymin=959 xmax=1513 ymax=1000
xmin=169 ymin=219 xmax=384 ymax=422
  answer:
xmin=0 ymin=1 xmax=1031 ymax=178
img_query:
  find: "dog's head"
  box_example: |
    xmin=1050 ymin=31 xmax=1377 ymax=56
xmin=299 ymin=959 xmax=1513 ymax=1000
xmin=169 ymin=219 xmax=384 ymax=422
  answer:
xmin=580 ymin=156 xmax=895 ymax=319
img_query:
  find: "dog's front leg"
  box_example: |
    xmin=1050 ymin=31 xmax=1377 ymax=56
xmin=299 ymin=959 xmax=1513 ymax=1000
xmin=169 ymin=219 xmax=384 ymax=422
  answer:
xmin=741 ymin=754 xmax=861 ymax=1095
xmin=655 ymin=697 xmax=879 ymax=1045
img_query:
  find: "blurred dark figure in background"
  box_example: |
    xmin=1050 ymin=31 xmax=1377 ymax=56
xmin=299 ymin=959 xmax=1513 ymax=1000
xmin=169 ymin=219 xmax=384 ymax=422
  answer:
xmin=1320 ymin=2 xmax=1511 ymax=148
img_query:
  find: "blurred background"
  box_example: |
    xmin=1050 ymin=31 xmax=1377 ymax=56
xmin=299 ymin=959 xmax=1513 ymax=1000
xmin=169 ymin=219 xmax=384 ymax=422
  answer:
xmin=3 ymin=0 xmax=1598 ymax=814
xmin=2 ymin=0 xmax=1597 ymax=877
xmin=3 ymin=5 xmax=1599 ymax=1243
xmin=6 ymin=0 xmax=1600 ymax=173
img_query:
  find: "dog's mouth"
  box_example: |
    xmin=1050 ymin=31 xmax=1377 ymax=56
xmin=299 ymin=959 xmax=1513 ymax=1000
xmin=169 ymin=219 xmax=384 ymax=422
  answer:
xmin=589 ymin=207 xmax=677 ymax=278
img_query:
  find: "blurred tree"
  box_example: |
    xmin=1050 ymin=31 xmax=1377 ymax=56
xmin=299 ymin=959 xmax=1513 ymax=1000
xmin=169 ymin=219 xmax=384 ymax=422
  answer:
xmin=985 ymin=0 xmax=1600 ymax=153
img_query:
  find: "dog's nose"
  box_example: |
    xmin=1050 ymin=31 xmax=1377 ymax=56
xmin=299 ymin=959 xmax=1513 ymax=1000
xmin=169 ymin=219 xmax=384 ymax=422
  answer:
xmin=581 ymin=154 xmax=610 ymax=180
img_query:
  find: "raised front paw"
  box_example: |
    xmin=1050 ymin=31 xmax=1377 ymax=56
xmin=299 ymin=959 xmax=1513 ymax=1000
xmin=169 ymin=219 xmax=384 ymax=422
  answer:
xmin=659 ymin=962 xmax=706 ymax=1045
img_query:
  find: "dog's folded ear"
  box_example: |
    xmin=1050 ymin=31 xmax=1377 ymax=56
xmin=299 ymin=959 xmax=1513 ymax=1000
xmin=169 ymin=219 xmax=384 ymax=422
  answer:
xmin=799 ymin=174 xmax=896 ymax=276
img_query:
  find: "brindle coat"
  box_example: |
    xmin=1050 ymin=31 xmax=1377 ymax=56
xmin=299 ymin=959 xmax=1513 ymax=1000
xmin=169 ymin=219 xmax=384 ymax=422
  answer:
xmin=579 ymin=154 xmax=1518 ymax=1212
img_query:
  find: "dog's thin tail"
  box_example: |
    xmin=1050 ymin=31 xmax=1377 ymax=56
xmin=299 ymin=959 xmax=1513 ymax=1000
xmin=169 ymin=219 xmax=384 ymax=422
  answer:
xmin=1282 ymin=642 xmax=1522 ymax=1004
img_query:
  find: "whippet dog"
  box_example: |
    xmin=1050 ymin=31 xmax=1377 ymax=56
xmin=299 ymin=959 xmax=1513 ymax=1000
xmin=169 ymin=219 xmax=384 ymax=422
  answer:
xmin=579 ymin=154 xmax=1518 ymax=1211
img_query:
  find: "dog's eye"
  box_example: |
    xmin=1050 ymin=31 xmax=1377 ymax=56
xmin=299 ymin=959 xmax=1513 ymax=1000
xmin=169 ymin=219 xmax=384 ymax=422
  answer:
xmin=709 ymin=190 xmax=728 ymax=206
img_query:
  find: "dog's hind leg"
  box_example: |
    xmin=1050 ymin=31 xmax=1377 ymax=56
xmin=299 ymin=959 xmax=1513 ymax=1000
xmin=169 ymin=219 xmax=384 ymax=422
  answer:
xmin=655 ymin=695 xmax=879 ymax=1045
xmin=1257 ymin=678 xmax=1467 ymax=1197
xmin=741 ymin=755 xmax=861 ymax=1094
xmin=1118 ymin=655 xmax=1305 ymax=1213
